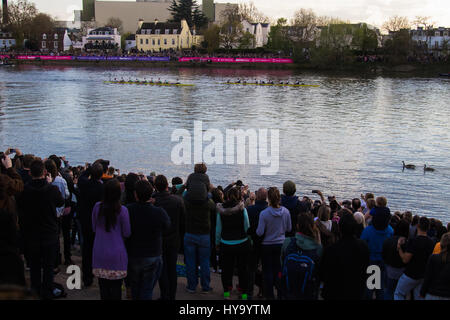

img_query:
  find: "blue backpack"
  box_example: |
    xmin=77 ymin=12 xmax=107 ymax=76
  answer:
xmin=280 ymin=237 xmax=317 ymax=300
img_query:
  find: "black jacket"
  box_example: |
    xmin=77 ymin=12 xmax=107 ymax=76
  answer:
xmin=246 ymin=200 xmax=268 ymax=248
xmin=382 ymin=235 xmax=406 ymax=269
xmin=17 ymin=179 xmax=64 ymax=244
xmin=420 ymin=254 xmax=450 ymax=298
xmin=153 ymin=191 xmax=185 ymax=248
xmin=126 ymin=202 xmax=171 ymax=258
xmin=77 ymin=169 xmax=104 ymax=232
xmin=319 ymin=236 xmax=370 ymax=300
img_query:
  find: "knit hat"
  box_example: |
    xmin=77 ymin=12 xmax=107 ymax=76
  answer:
xmin=283 ymin=180 xmax=296 ymax=196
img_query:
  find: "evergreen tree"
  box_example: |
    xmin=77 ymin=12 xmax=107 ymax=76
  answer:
xmin=169 ymin=0 xmax=208 ymax=29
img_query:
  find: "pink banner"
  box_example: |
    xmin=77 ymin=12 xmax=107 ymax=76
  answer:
xmin=0 ymin=55 xmax=10 ymax=58
xmin=16 ymin=55 xmax=73 ymax=61
xmin=179 ymin=57 xmax=293 ymax=64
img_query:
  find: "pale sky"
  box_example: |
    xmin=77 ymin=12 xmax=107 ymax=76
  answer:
xmin=22 ymin=0 xmax=450 ymax=28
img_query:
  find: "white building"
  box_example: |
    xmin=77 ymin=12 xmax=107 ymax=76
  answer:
xmin=241 ymin=20 xmax=270 ymax=48
xmin=411 ymin=27 xmax=450 ymax=52
xmin=125 ymin=34 xmax=136 ymax=51
xmin=0 ymin=30 xmax=16 ymax=50
xmin=82 ymin=27 xmax=121 ymax=50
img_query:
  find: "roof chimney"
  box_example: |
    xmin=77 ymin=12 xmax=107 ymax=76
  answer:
xmin=2 ymin=0 xmax=8 ymax=24
xmin=154 ymin=18 xmax=158 ymax=25
xmin=138 ymin=18 xmax=144 ymax=30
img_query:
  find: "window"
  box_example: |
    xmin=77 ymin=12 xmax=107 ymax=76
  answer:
xmin=42 ymin=41 xmax=46 ymax=48
xmin=435 ymin=41 xmax=439 ymax=48
xmin=172 ymin=39 xmax=175 ymax=45
xmin=140 ymin=39 xmax=143 ymax=45
xmin=164 ymin=39 xmax=167 ymax=45
xmin=54 ymin=41 xmax=58 ymax=48
xmin=43 ymin=34 xmax=47 ymax=40
xmin=444 ymin=32 xmax=449 ymax=37
xmin=435 ymin=32 xmax=440 ymax=37
xmin=173 ymin=29 xmax=178 ymax=34
xmin=152 ymin=39 xmax=155 ymax=45
xmin=158 ymin=39 xmax=160 ymax=45
xmin=155 ymin=29 xmax=160 ymax=35
xmin=54 ymin=33 xmax=58 ymax=40
xmin=141 ymin=30 xmax=145 ymax=34
xmin=146 ymin=39 xmax=149 ymax=44
xmin=165 ymin=29 xmax=170 ymax=34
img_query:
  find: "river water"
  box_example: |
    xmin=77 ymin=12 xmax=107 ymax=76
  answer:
xmin=1 ymin=65 xmax=449 ymax=221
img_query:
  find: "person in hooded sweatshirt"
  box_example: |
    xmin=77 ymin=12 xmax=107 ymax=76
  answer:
xmin=215 ymin=187 xmax=250 ymax=300
xmin=281 ymin=212 xmax=322 ymax=299
xmin=281 ymin=181 xmax=307 ymax=237
xmin=256 ymin=187 xmax=291 ymax=300
xmin=360 ymin=204 xmax=393 ymax=300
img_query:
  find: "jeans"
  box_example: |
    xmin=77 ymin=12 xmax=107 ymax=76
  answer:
xmin=158 ymin=241 xmax=178 ymax=300
xmin=98 ymin=278 xmax=123 ymax=300
xmin=27 ymin=240 xmax=57 ymax=299
xmin=220 ymin=240 xmax=250 ymax=294
xmin=394 ymin=274 xmax=423 ymax=300
xmin=129 ymin=256 xmax=163 ymax=300
xmin=261 ymin=244 xmax=282 ymax=300
xmin=184 ymin=233 xmax=211 ymax=291
xmin=366 ymin=260 xmax=386 ymax=300
xmin=425 ymin=294 xmax=450 ymax=300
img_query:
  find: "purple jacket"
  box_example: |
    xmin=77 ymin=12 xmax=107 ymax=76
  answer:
xmin=256 ymin=206 xmax=292 ymax=245
xmin=92 ymin=202 xmax=131 ymax=271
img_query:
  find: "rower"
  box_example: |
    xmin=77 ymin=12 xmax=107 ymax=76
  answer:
xmin=226 ymin=79 xmax=230 ymax=84
xmin=254 ymin=79 xmax=258 ymax=84
xmin=157 ymin=78 xmax=162 ymax=84
xmin=150 ymin=78 xmax=154 ymax=84
xmin=236 ymin=78 xmax=241 ymax=84
xmin=243 ymin=79 xmax=247 ymax=84
xmin=295 ymin=80 xmax=300 ymax=85
xmin=175 ymin=79 xmax=180 ymax=84
xmin=269 ymin=80 xmax=274 ymax=85
xmin=279 ymin=80 xmax=284 ymax=85
xmin=261 ymin=80 xmax=265 ymax=84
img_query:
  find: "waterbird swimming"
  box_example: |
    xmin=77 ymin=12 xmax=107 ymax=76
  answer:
xmin=402 ymin=161 xmax=416 ymax=170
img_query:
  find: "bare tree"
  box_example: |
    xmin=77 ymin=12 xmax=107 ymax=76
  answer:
xmin=219 ymin=5 xmax=243 ymax=49
xmin=7 ymin=0 xmax=38 ymax=38
xmin=290 ymin=9 xmax=323 ymax=44
xmin=238 ymin=1 xmax=269 ymax=23
xmin=413 ymin=16 xmax=435 ymax=53
xmin=80 ymin=19 xmax=98 ymax=35
xmin=382 ymin=16 xmax=410 ymax=33
xmin=105 ymin=17 xmax=123 ymax=34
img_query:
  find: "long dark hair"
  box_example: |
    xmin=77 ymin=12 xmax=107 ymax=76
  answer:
xmin=223 ymin=187 xmax=241 ymax=208
xmin=99 ymin=179 xmax=122 ymax=232
xmin=441 ymin=233 xmax=450 ymax=264
xmin=124 ymin=173 xmax=139 ymax=205
xmin=297 ymin=212 xmax=320 ymax=243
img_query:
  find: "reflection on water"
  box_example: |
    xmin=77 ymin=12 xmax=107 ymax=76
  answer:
xmin=1 ymin=66 xmax=450 ymax=221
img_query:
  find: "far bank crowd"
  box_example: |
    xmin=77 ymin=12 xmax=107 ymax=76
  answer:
xmin=0 ymin=148 xmax=449 ymax=300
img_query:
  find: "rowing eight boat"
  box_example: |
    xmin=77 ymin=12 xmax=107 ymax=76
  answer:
xmin=222 ymin=82 xmax=320 ymax=87
xmin=104 ymin=81 xmax=195 ymax=87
